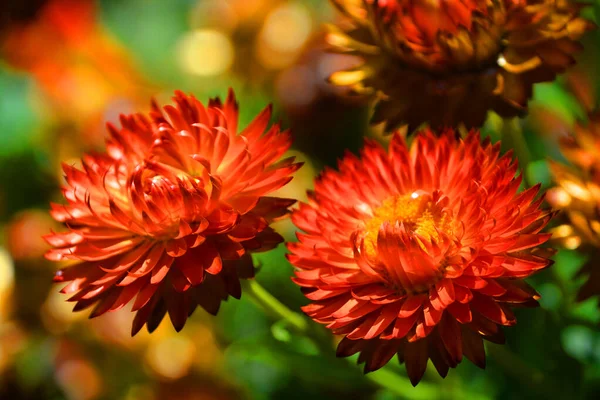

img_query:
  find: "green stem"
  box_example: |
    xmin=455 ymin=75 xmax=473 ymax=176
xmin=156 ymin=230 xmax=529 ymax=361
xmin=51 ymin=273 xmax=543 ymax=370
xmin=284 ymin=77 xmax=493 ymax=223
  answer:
xmin=366 ymin=367 xmax=438 ymax=399
xmin=242 ymin=279 xmax=309 ymax=333
xmin=241 ymin=279 xmax=501 ymax=398
xmin=242 ymin=279 xmax=422 ymax=394
xmin=501 ymin=117 xmax=532 ymax=185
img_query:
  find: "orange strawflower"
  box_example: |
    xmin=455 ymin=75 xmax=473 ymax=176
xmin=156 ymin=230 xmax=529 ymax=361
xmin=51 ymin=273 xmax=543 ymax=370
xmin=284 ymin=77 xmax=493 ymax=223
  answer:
xmin=548 ymin=111 xmax=600 ymax=304
xmin=45 ymin=90 xmax=301 ymax=335
xmin=327 ymin=0 xmax=593 ymax=132
xmin=288 ymin=131 xmax=554 ymax=385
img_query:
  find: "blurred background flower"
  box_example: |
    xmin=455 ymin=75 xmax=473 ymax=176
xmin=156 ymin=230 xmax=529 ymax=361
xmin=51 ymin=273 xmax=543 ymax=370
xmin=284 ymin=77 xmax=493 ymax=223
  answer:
xmin=326 ymin=0 xmax=594 ymax=132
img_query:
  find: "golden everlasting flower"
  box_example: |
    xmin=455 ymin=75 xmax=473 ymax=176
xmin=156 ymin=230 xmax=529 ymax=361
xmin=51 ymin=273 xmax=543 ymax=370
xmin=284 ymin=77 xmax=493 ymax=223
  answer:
xmin=327 ymin=0 xmax=594 ymax=132
xmin=548 ymin=112 xmax=600 ymax=303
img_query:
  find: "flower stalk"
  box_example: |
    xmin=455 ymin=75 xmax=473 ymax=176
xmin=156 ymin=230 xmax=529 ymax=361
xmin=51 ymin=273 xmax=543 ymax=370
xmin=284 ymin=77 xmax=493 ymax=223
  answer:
xmin=242 ymin=278 xmax=309 ymax=334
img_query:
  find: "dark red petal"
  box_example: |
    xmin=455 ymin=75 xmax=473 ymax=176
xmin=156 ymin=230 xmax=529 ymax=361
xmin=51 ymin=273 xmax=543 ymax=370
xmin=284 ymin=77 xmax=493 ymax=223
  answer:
xmin=438 ymin=312 xmax=463 ymax=364
xmin=146 ymin=298 xmax=168 ymax=333
xmin=364 ymin=339 xmax=402 ymax=373
xmin=132 ymin=297 xmax=158 ymax=336
xmin=470 ymin=293 xmax=516 ymax=326
xmin=404 ymin=339 xmax=429 ymax=386
xmin=132 ymin=281 xmax=160 ymax=311
xmin=167 ymin=291 xmax=190 ymax=332
xmin=461 ymin=325 xmax=486 ymax=369
xmin=447 ymin=301 xmax=472 ymax=324
xmin=176 ymin=249 xmax=205 ymax=286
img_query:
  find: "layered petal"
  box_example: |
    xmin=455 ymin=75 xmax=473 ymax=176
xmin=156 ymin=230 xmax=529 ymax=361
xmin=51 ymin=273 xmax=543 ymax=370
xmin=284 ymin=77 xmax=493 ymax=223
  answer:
xmin=288 ymin=129 xmax=554 ymax=385
xmin=549 ymin=111 xmax=600 ymax=306
xmin=327 ymin=0 xmax=594 ymax=131
xmin=46 ymin=90 xmax=300 ymax=334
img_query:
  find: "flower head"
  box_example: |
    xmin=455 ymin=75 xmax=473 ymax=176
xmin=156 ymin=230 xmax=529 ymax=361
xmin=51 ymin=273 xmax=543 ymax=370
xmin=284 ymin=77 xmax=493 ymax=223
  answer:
xmin=327 ymin=0 xmax=593 ymax=132
xmin=45 ymin=90 xmax=301 ymax=335
xmin=288 ymin=130 xmax=554 ymax=385
xmin=548 ymin=111 xmax=600 ymax=304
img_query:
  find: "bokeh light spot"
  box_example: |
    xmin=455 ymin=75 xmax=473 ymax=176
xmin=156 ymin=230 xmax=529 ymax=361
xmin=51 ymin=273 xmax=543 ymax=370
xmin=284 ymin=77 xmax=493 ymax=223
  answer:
xmin=177 ymin=29 xmax=234 ymax=76
xmin=146 ymin=335 xmax=196 ymax=380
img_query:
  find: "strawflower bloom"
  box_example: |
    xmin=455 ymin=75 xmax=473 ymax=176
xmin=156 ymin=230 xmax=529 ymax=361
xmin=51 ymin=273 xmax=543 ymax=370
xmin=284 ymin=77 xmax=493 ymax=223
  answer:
xmin=548 ymin=111 xmax=600 ymax=304
xmin=45 ymin=90 xmax=301 ymax=335
xmin=327 ymin=0 xmax=593 ymax=132
xmin=288 ymin=131 xmax=554 ymax=385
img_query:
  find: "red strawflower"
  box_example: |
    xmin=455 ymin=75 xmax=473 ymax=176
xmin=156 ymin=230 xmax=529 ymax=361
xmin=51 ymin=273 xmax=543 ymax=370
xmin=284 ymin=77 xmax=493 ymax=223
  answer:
xmin=288 ymin=131 xmax=554 ymax=385
xmin=45 ymin=90 xmax=301 ymax=335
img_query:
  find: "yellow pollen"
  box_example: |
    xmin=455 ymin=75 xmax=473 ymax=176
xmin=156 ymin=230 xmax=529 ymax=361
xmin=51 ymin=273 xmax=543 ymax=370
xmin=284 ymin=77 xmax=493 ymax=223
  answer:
xmin=363 ymin=192 xmax=454 ymax=258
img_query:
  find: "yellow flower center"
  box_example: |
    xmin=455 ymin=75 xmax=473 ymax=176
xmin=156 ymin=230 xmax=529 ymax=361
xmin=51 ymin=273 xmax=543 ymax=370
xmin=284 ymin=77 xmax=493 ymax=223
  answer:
xmin=363 ymin=191 xmax=454 ymax=258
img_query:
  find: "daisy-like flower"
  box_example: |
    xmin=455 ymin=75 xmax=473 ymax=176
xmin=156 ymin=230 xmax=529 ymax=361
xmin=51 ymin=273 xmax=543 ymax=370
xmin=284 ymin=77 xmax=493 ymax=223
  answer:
xmin=45 ymin=90 xmax=301 ymax=335
xmin=327 ymin=0 xmax=593 ymax=132
xmin=548 ymin=112 xmax=600 ymax=304
xmin=288 ymin=131 xmax=554 ymax=385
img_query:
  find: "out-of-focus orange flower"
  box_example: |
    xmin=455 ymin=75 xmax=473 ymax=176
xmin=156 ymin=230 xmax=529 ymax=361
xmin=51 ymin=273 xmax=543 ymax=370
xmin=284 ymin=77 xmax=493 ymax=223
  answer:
xmin=0 ymin=248 xmax=16 ymax=322
xmin=154 ymin=378 xmax=237 ymax=400
xmin=87 ymin=308 xmax=223 ymax=381
xmin=44 ymin=90 xmax=301 ymax=335
xmin=55 ymin=358 xmax=103 ymax=400
xmin=1 ymin=0 xmax=151 ymax=149
xmin=0 ymin=322 xmax=28 ymax=375
xmin=326 ymin=0 xmax=594 ymax=132
xmin=527 ymin=68 xmax=596 ymax=140
xmin=548 ymin=111 xmax=600 ymax=304
xmin=288 ymin=131 xmax=554 ymax=385
xmin=555 ymin=113 xmax=600 ymax=174
xmin=5 ymin=210 xmax=58 ymax=262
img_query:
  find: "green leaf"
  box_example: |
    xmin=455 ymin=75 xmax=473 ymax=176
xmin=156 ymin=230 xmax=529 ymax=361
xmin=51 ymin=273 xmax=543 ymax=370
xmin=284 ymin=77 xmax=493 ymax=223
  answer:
xmin=252 ymin=244 xmax=307 ymax=307
xmin=217 ymin=295 xmax=271 ymax=342
xmin=270 ymin=320 xmax=319 ymax=356
xmin=538 ymin=283 xmax=562 ymax=311
xmin=562 ymin=325 xmax=597 ymax=363
xmin=0 ymin=67 xmax=41 ymax=155
xmin=489 ymin=308 xmax=584 ymax=399
xmin=570 ymin=298 xmax=600 ymax=324
xmin=14 ymin=338 xmax=55 ymax=389
xmin=554 ymin=249 xmax=588 ymax=283
xmin=224 ymin=337 xmax=371 ymax=400
xmin=532 ymin=83 xmax=586 ymax=125
xmin=526 ymin=160 xmax=551 ymax=188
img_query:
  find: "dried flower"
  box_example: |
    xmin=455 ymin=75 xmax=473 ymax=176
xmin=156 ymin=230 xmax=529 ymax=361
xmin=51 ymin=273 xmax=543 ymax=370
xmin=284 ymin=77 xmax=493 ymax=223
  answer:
xmin=548 ymin=112 xmax=600 ymax=304
xmin=288 ymin=130 xmax=554 ymax=384
xmin=327 ymin=0 xmax=593 ymax=132
xmin=45 ymin=90 xmax=301 ymax=335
